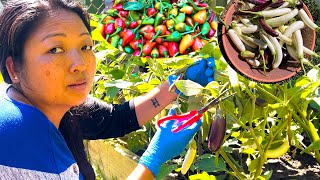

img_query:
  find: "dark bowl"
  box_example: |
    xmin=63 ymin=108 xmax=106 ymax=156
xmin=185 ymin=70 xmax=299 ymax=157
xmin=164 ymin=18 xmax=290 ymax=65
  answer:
xmin=221 ymin=1 xmax=316 ymax=83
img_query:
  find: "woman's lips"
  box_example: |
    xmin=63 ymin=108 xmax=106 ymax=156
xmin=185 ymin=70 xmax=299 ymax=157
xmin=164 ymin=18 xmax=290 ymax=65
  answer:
xmin=68 ymin=81 xmax=87 ymax=90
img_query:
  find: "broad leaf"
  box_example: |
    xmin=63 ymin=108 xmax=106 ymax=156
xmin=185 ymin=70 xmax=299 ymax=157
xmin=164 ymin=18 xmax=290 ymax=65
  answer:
xmin=175 ymin=80 xmax=203 ymax=96
xmin=104 ymin=80 xmax=133 ymax=89
xmin=301 ymin=139 xmax=320 ymax=154
xmin=156 ymin=164 xmax=178 ymax=180
xmin=194 ymin=154 xmax=227 ymax=172
xmin=123 ymin=1 xmax=144 ymax=10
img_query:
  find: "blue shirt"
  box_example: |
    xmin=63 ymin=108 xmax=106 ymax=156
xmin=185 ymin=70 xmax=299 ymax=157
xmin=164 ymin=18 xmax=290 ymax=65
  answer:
xmin=0 ymin=90 xmax=82 ymax=179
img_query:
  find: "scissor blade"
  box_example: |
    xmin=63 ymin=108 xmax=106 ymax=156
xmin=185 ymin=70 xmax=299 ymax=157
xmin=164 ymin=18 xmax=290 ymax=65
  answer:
xmin=198 ymin=90 xmax=235 ymax=114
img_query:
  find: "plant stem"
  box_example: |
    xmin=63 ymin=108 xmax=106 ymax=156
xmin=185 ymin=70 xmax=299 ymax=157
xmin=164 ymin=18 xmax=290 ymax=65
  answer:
xmin=219 ymin=148 xmax=247 ymax=180
xmin=255 ymin=84 xmax=283 ymax=103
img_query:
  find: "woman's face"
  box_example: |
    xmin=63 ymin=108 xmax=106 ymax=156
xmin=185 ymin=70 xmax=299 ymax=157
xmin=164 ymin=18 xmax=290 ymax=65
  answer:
xmin=18 ymin=9 xmax=96 ymax=109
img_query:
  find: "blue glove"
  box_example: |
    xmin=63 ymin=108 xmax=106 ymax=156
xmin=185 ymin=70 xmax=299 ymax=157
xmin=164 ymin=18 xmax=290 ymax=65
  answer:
xmin=138 ymin=108 xmax=202 ymax=177
xmin=168 ymin=57 xmax=216 ymax=94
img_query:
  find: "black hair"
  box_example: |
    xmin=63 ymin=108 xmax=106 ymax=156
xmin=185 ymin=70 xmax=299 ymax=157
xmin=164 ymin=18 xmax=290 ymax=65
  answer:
xmin=0 ymin=0 xmax=91 ymax=84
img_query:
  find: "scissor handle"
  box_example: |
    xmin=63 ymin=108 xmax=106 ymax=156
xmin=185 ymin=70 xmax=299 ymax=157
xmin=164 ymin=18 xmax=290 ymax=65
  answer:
xmin=157 ymin=110 xmax=198 ymax=128
xmin=172 ymin=113 xmax=203 ymax=133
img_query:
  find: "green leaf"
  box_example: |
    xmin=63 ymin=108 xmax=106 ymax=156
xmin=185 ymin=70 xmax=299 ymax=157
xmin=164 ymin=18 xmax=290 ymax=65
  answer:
xmin=194 ymin=154 xmax=227 ymax=172
xmin=175 ymin=80 xmax=203 ymax=96
xmin=247 ymin=157 xmax=260 ymax=172
xmin=261 ymin=170 xmax=273 ymax=180
xmin=199 ymin=42 xmax=222 ymax=59
xmin=104 ymin=80 xmax=133 ymax=89
xmin=213 ymin=6 xmax=225 ymax=15
xmin=189 ymin=172 xmax=217 ymax=180
xmin=301 ymin=139 xmax=320 ymax=154
xmin=123 ymin=1 xmax=144 ymax=10
xmin=105 ymin=87 xmax=119 ymax=100
xmin=156 ymin=164 xmax=178 ymax=180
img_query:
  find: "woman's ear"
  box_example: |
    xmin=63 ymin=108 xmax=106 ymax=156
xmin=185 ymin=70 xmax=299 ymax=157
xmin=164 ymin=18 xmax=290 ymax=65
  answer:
xmin=5 ymin=56 xmax=20 ymax=83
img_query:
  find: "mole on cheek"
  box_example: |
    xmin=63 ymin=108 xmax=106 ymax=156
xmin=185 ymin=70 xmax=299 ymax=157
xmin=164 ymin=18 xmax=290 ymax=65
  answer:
xmin=45 ymin=71 xmax=51 ymax=77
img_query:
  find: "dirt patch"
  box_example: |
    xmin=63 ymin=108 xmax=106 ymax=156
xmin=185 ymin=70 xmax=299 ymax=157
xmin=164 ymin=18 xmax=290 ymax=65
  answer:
xmin=264 ymin=150 xmax=320 ymax=180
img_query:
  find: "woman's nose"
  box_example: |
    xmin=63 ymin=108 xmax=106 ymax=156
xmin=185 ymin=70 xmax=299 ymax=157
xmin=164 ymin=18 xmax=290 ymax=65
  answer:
xmin=69 ymin=50 xmax=86 ymax=73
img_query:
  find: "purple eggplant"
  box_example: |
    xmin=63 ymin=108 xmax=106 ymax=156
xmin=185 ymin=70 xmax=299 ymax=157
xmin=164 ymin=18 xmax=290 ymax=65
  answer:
xmin=270 ymin=0 xmax=285 ymax=8
xmin=208 ymin=109 xmax=226 ymax=153
xmin=244 ymin=0 xmax=268 ymax=5
xmin=258 ymin=17 xmax=279 ymax=37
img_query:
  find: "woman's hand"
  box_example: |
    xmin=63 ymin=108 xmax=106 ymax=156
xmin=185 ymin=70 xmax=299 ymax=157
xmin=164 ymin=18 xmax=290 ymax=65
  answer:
xmin=138 ymin=108 xmax=202 ymax=177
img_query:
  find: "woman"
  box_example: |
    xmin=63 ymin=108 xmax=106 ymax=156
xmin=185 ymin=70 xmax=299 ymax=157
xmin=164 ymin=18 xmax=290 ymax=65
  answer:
xmin=0 ymin=0 xmax=214 ymax=179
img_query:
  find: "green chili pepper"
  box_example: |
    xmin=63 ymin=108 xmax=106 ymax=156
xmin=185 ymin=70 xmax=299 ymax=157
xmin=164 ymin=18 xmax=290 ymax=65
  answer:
xmin=154 ymin=13 xmax=164 ymax=27
xmin=165 ymin=31 xmax=182 ymax=42
xmin=187 ymin=0 xmax=208 ymax=11
xmin=125 ymin=20 xmax=131 ymax=28
xmin=174 ymin=23 xmax=186 ymax=33
xmin=185 ymin=25 xmax=193 ymax=32
xmin=124 ymin=45 xmax=134 ymax=54
xmin=175 ymin=13 xmax=186 ymax=23
xmin=142 ymin=17 xmax=155 ymax=25
xmin=200 ymin=21 xmax=210 ymax=35
xmin=111 ymin=35 xmax=120 ymax=48
xmin=129 ymin=10 xmax=140 ymax=21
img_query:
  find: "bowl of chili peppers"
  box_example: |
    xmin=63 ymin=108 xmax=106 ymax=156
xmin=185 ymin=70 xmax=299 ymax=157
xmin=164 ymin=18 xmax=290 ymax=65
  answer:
xmin=97 ymin=0 xmax=218 ymax=58
xmin=220 ymin=0 xmax=316 ymax=83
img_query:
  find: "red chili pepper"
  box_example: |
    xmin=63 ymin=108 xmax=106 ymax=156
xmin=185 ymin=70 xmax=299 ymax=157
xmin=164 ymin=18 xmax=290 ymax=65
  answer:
xmin=208 ymin=12 xmax=215 ymax=23
xmin=155 ymin=37 xmax=163 ymax=44
xmin=129 ymin=39 xmax=142 ymax=50
xmin=142 ymin=41 xmax=156 ymax=56
xmin=195 ymin=2 xmax=209 ymax=8
xmin=104 ymin=23 xmax=115 ymax=40
xmin=168 ymin=42 xmax=179 ymax=57
xmin=129 ymin=21 xmax=139 ymax=29
xmin=112 ymin=4 xmax=123 ymax=11
xmin=144 ymin=32 xmax=155 ymax=40
xmin=119 ymin=11 xmax=129 ymax=18
xmin=115 ymin=18 xmax=125 ymax=29
xmin=147 ymin=8 xmax=157 ymax=17
xmin=207 ymin=27 xmax=216 ymax=38
xmin=192 ymin=37 xmax=203 ymax=51
xmin=122 ymin=30 xmax=135 ymax=47
xmin=133 ymin=49 xmax=141 ymax=56
xmin=157 ymin=45 xmax=169 ymax=58
xmin=119 ymin=28 xmax=127 ymax=38
xmin=162 ymin=42 xmax=169 ymax=47
xmin=139 ymin=25 xmax=155 ymax=34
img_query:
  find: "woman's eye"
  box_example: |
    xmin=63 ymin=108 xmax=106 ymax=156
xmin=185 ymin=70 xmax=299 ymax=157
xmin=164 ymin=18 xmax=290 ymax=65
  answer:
xmin=49 ymin=47 xmax=64 ymax=54
xmin=82 ymin=45 xmax=93 ymax=51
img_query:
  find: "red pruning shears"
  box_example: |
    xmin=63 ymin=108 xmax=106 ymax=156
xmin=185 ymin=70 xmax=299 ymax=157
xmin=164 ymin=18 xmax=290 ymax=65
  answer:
xmin=157 ymin=89 xmax=235 ymax=133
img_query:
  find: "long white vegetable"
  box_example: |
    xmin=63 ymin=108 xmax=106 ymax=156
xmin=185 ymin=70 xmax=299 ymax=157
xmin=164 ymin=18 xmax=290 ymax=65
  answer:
xmin=260 ymin=32 xmax=276 ymax=60
xmin=303 ymin=46 xmax=320 ymax=57
xmin=298 ymin=9 xmax=319 ymax=31
xmin=293 ymin=30 xmax=304 ymax=59
xmin=228 ymin=29 xmax=246 ymax=52
xmin=268 ymin=35 xmax=283 ymax=69
xmin=240 ymin=25 xmax=259 ymax=34
xmin=279 ymin=21 xmax=305 ymax=46
xmin=258 ymin=8 xmax=292 ymax=18
xmin=266 ymin=8 xmax=298 ymax=28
